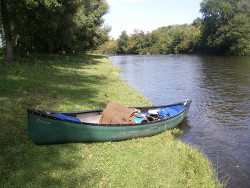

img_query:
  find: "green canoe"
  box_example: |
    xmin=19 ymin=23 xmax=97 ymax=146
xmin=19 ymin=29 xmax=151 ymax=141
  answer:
xmin=28 ymin=100 xmax=191 ymax=144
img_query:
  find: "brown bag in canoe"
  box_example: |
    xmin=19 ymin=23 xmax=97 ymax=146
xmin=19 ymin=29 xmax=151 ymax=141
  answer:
xmin=99 ymin=101 xmax=136 ymax=124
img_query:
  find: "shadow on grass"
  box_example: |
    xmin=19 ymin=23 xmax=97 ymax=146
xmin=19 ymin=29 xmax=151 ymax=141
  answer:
xmin=0 ymin=53 xmax=108 ymax=186
xmin=1 ymin=143 xmax=102 ymax=187
xmin=0 ymin=53 xmax=108 ymax=107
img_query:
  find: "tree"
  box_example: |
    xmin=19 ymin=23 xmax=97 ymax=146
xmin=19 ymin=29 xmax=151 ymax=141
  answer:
xmin=71 ymin=0 xmax=110 ymax=53
xmin=117 ymin=31 xmax=129 ymax=54
xmin=114 ymin=24 xmax=201 ymax=55
xmin=0 ymin=0 xmax=109 ymax=59
xmin=200 ymin=0 xmax=250 ymax=55
xmin=128 ymin=30 xmax=147 ymax=54
xmin=1 ymin=0 xmax=13 ymax=60
xmin=96 ymin=40 xmax=118 ymax=54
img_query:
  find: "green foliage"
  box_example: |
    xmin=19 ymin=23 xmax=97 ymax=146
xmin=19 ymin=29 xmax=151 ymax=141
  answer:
xmin=200 ymin=0 xmax=250 ymax=55
xmin=228 ymin=13 xmax=250 ymax=55
xmin=127 ymin=30 xmax=152 ymax=55
xmin=71 ymin=0 xmax=110 ymax=53
xmin=117 ymin=31 xmax=129 ymax=54
xmin=104 ymin=25 xmax=201 ymax=55
xmin=0 ymin=0 xmax=109 ymax=58
xmin=96 ymin=40 xmax=118 ymax=54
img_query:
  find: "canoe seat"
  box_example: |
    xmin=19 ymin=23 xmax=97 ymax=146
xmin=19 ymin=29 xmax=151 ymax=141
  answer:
xmin=51 ymin=113 xmax=81 ymax=122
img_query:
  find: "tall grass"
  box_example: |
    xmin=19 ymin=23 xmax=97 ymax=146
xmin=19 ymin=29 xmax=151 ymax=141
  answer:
xmin=0 ymin=53 xmax=222 ymax=187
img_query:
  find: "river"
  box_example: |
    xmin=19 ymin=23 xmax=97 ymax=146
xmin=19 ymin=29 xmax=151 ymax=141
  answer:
xmin=109 ymin=54 xmax=250 ymax=188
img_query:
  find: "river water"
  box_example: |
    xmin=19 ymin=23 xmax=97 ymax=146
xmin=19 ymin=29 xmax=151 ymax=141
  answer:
xmin=109 ymin=55 xmax=250 ymax=188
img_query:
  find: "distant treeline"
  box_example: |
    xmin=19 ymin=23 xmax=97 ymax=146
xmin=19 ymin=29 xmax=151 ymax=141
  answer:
xmin=0 ymin=0 xmax=110 ymax=60
xmin=98 ymin=0 xmax=250 ymax=56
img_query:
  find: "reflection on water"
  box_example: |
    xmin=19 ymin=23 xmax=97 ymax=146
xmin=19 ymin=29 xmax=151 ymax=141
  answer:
xmin=109 ymin=55 xmax=250 ymax=188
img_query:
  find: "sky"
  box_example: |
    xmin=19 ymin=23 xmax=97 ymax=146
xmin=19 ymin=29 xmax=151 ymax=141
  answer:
xmin=104 ymin=0 xmax=203 ymax=39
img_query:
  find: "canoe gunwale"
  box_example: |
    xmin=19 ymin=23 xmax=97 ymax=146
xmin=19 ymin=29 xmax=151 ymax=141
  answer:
xmin=27 ymin=100 xmax=191 ymax=127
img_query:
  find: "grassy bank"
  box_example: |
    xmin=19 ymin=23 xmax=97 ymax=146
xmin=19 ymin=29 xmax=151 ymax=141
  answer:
xmin=0 ymin=53 xmax=222 ymax=187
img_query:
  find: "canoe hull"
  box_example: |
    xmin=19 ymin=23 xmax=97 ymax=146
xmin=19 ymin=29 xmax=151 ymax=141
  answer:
xmin=28 ymin=100 xmax=191 ymax=144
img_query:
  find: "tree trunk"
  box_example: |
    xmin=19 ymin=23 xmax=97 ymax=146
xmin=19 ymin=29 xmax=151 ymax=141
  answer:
xmin=1 ymin=0 xmax=13 ymax=60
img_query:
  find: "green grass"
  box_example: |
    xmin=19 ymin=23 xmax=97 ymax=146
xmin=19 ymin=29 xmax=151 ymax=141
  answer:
xmin=0 ymin=53 xmax=222 ymax=187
